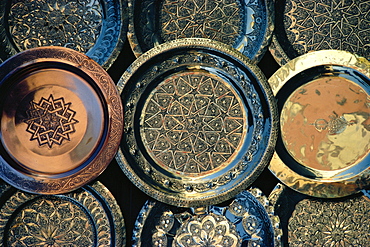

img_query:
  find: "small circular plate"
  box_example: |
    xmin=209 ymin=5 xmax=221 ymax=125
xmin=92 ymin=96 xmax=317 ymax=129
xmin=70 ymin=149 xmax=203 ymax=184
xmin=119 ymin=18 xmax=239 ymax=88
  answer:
xmin=0 ymin=46 xmax=123 ymax=194
xmin=269 ymin=183 xmax=370 ymax=246
xmin=133 ymin=188 xmax=282 ymax=247
xmin=270 ymin=0 xmax=370 ymax=66
xmin=0 ymin=180 xmax=125 ymax=246
xmin=127 ymin=0 xmax=274 ymax=62
xmin=268 ymin=50 xmax=370 ymax=198
xmin=116 ymin=38 xmax=277 ymax=207
xmin=0 ymin=0 xmax=127 ymax=68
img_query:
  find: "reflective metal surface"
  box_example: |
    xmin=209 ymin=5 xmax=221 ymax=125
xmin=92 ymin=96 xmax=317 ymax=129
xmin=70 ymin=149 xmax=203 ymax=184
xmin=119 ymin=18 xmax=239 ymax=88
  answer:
xmin=127 ymin=0 xmax=274 ymax=62
xmin=0 ymin=0 xmax=127 ymax=68
xmin=116 ymin=38 xmax=278 ymax=207
xmin=270 ymin=0 xmax=370 ymax=65
xmin=268 ymin=50 xmax=370 ymax=198
xmin=133 ymin=188 xmax=282 ymax=246
xmin=0 ymin=180 xmax=125 ymax=246
xmin=269 ymin=183 xmax=370 ymax=246
xmin=0 ymin=46 xmax=123 ymax=194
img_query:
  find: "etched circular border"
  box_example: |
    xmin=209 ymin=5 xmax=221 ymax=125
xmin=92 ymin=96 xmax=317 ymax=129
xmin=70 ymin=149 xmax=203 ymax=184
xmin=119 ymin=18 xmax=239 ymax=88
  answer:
xmin=0 ymin=46 xmax=123 ymax=194
xmin=268 ymin=50 xmax=370 ymax=198
xmin=116 ymin=38 xmax=278 ymax=207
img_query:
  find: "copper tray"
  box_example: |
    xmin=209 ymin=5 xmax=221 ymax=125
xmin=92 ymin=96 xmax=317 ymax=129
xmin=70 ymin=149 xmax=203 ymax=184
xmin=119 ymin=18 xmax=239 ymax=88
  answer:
xmin=0 ymin=180 xmax=125 ymax=246
xmin=133 ymin=188 xmax=282 ymax=246
xmin=269 ymin=183 xmax=370 ymax=246
xmin=127 ymin=0 xmax=274 ymax=62
xmin=0 ymin=0 xmax=127 ymax=69
xmin=270 ymin=0 xmax=370 ymax=65
xmin=0 ymin=47 xmax=123 ymax=194
xmin=116 ymin=38 xmax=278 ymax=207
xmin=268 ymin=50 xmax=370 ymax=198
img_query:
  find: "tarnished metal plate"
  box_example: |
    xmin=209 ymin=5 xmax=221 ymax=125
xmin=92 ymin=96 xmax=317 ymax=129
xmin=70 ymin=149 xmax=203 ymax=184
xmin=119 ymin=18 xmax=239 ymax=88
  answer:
xmin=0 ymin=0 xmax=127 ymax=69
xmin=127 ymin=0 xmax=274 ymax=62
xmin=0 ymin=46 xmax=123 ymax=194
xmin=269 ymin=183 xmax=370 ymax=246
xmin=268 ymin=50 xmax=370 ymax=198
xmin=270 ymin=0 xmax=370 ymax=65
xmin=116 ymin=38 xmax=278 ymax=207
xmin=133 ymin=188 xmax=282 ymax=247
xmin=0 ymin=180 xmax=125 ymax=246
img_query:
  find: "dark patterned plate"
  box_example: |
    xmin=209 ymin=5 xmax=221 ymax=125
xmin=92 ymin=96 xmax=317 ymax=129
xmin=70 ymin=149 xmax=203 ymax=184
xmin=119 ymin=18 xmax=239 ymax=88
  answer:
xmin=0 ymin=47 xmax=123 ymax=194
xmin=269 ymin=183 xmax=370 ymax=246
xmin=268 ymin=50 xmax=370 ymax=198
xmin=116 ymin=38 xmax=278 ymax=207
xmin=0 ymin=0 xmax=127 ymax=69
xmin=133 ymin=188 xmax=282 ymax=247
xmin=270 ymin=0 xmax=370 ymax=65
xmin=127 ymin=0 xmax=274 ymax=62
xmin=0 ymin=180 xmax=125 ymax=246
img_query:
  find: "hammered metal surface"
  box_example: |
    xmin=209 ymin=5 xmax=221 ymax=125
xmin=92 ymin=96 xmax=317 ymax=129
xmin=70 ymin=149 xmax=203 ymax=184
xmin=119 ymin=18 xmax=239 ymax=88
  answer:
xmin=128 ymin=0 xmax=274 ymax=61
xmin=270 ymin=0 xmax=370 ymax=65
xmin=0 ymin=0 xmax=127 ymax=68
xmin=132 ymin=188 xmax=282 ymax=247
xmin=268 ymin=50 xmax=370 ymax=198
xmin=0 ymin=180 xmax=125 ymax=246
xmin=116 ymin=38 xmax=278 ymax=207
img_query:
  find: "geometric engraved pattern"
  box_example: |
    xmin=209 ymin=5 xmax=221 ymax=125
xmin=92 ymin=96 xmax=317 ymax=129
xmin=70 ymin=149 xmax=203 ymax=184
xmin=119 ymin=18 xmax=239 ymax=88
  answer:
xmin=141 ymin=73 xmax=245 ymax=174
xmin=25 ymin=94 xmax=78 ymax=148
xmin=160 ymin=0 xmax=242 ymax=45
xmin=284 ymin=0 xmax=370 ymax=59
xmin=8 ymin=0 xmax=103 ymax=53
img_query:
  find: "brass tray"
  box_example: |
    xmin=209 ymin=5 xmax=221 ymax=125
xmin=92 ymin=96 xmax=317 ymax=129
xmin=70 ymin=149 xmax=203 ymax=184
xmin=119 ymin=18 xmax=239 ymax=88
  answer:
xmin=116 ymin=38 xmax=278 ymax=207
xmin=0 ymin=180 xmax=125 ymax=246
xmin=133 ymin=188 xmax=282 ymax=246
xmin=0 ymin=0 xmax=127 ymax=69
xmin=269 ymin=183 xmax=370 ymax=246
xmin=270 ymin=0 xmax=370 ymax=65
xmin=127 ymin=0 xmax=274 ymax=62
xmin=268 ymin=50 xmax=370 ymax=198
xmin=0 ymin=47 xmax=123 ymax=194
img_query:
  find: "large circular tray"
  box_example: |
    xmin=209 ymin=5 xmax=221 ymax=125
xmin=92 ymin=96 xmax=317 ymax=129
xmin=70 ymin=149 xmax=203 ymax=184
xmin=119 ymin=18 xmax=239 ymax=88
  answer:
xmin=270 ymin=0 xmax=370 ymax=65
xmin=116 ymin=38 xmax=278 ymax=207
xmin=127 ymin=0 xmax=274 ymax=62
xmin=0 ymin=46 xmax=123 ymax=194
xmin=269 ymin=183 xmax=370 ymax=246
xmin=268 ymin=50 xmax=370 ymax=198
xmin=0 ymin=180 xmax=125 ymax=246
xmin=133 ymin=188 xmax=282 ymax=246
xmin=0 ymin=0 xmax=127 ymax=69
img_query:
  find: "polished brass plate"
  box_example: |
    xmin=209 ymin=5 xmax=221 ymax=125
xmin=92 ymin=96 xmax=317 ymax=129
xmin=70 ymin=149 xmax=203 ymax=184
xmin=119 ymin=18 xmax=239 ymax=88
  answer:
xmin=0 ymin=180 xmax=125 ymax=246
xmin=116 ymin=38 xmax=278 ymax=207
xmin=269 ymin=50 xmax=370 ymax=198
xmin=0 ymin=47 xmax=123 ymax=194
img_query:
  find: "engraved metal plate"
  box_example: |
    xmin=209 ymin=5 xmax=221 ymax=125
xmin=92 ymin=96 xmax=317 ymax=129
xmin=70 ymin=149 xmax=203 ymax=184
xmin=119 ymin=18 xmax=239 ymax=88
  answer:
xmin=116 ymin=38 xmax=278 ymax=207
xmin=0 ymin=180 xmax=125 ymax=246
xmin=133 ymin=188 xmax=282 ymax=246
xmin=127 ymin=0 xmax=274 ymax=62
xmin=270 ymin=0 xmax=370 ymax=65
xmin=268 ymin=50 xmax=370 ymax=198
xmin=0 ymin=0 xmax=127 ymax=69
xmin=0 ymin=47 xmax=123 ymax=194
xmin=269 ymin=183 xmax=370 ymax=246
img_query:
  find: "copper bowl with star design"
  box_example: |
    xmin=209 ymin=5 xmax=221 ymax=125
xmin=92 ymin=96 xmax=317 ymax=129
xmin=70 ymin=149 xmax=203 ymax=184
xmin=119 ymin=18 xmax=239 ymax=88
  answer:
xmin=0 ymin=46 xmax=123 ymax=194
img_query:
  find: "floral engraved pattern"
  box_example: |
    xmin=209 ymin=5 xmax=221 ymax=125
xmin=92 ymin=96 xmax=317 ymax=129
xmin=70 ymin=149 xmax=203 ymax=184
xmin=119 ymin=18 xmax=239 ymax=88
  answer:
xmin=160 ymin=0 xmax=242 ymax=45
xmin=288 ymin=197 xmax=370 ymax=246
xmin=283 ymin=0 xmax=370 ymax=59
xmin=141 ymin=72 xmax=245 ymax=174
xmin=25 ymin=94 xmax=78 ymax=148
xmin=175 ymin=214 xmax=240 ymax=247
xmin=8 ymin=0 xmax=103 ymax=52
xmin=7 ymin=198 xmax=94 ymax=246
